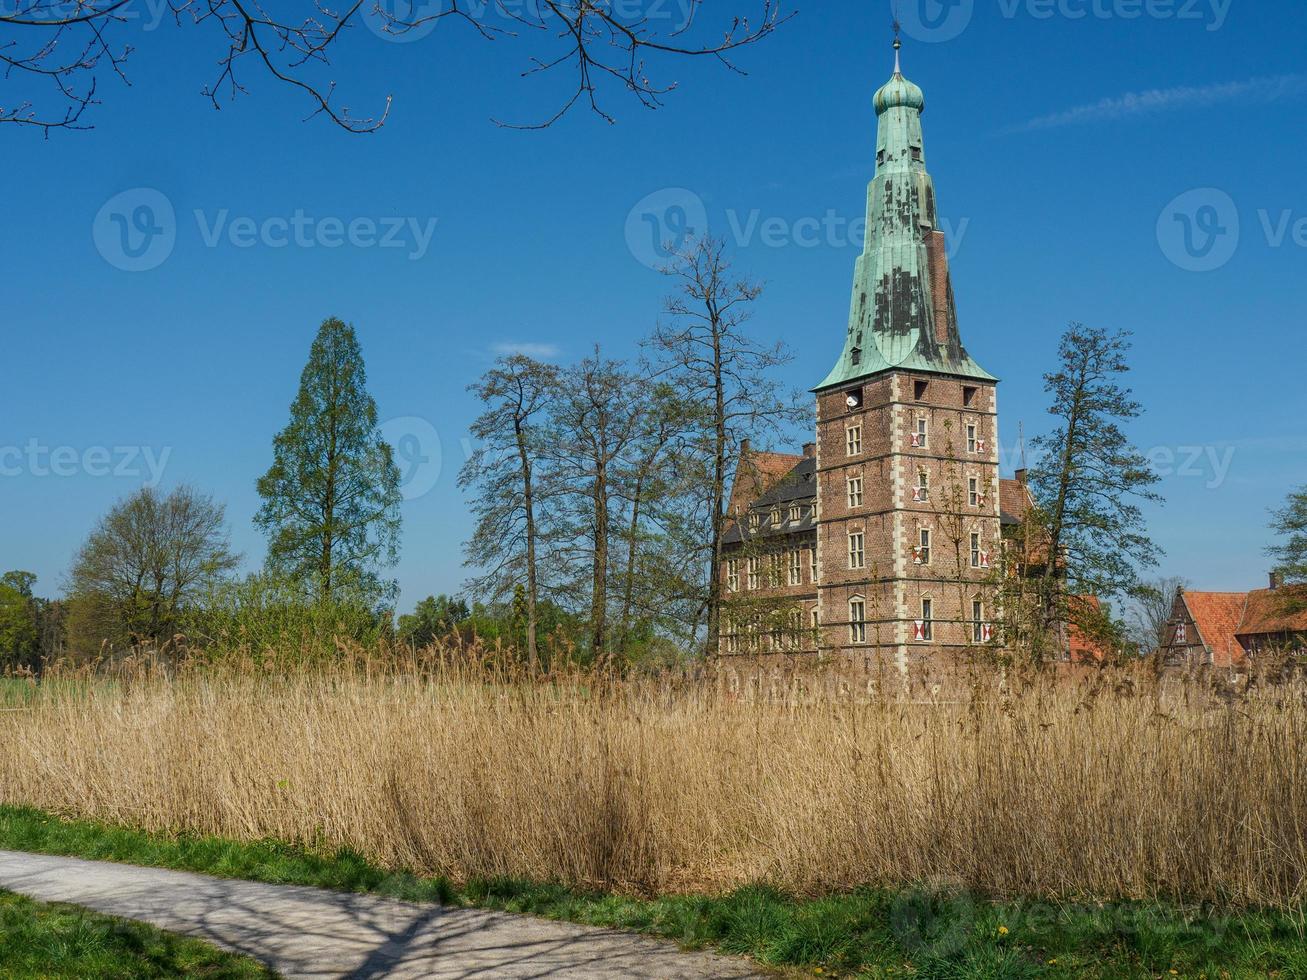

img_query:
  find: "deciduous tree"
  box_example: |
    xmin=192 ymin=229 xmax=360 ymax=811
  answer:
xmin=460 ymin=354 xmax=560 ymax=669
xmin=0 ymin=571 xmax=39 ymax=670
xmin=66 ymin=485 xmax=238 ymax=653
xmin=3 ymin=1 xmax=785 ymax=134
xmin=1027 ymin=324 xmax=1162 ymax=652
xmin=1268 ymin=485 xmax=1307 ymax=585
xmin=646 ymin=235 xmax=805 ymax=654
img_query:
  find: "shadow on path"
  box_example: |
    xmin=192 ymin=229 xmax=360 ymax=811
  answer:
xmin=0 ymin=851 xmax=767 ymax=979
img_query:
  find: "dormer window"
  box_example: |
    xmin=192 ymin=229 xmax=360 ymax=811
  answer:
xmin=770 ymin=507 xmax=782 ymax=527
xmin=910 ymin=146 xmax=922 ymax=162
xmin=788 ymin=504 xmax=802 ymax=523
xmin=748 ymin=512 xmax=760 ymax=532
xmin=876 ymin=149 xmax=886 ymax=165
xmin=850 ymin=347 xmax=861 ymax=367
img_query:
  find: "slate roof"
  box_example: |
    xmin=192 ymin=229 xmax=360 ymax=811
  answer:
xmin=723 ymin=454 xmax=816 ymax=545
xmin=726 ymin=450 xmax=806 ymax=518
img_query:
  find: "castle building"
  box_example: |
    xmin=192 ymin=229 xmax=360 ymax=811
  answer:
xmin=720 ymin=43 xmax=1027 ymax=670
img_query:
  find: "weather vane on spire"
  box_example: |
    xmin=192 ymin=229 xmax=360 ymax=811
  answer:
xmin=891 ymin=0 xmax=903 ymax=73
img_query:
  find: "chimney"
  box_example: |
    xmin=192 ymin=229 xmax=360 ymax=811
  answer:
xmin=739 ymin=438 xmax=751 ymax=456
xmin=802 ymin=442 xmax=816 ymax=458
xmin=1015 ymin=468 xmax=1028 ymax=486
xmin=1270 ymin=570 xmax=1282 ymax=591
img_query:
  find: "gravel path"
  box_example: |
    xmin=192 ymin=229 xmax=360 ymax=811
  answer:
xmin=0 ymin=850 xmax=768 ymax=979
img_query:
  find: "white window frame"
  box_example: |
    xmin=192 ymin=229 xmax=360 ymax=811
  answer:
xmin=848 ymin=531 xmax=865 ymax=570
xmin=726 ymin=557 xmax=739 ymax=593
xmin=846 ymin=424 xmax=862 ymax=456
xmin=914 ymin=527 xmax=931 ymax=566
xmin=768 ymin=553 xmax=782 ymax=588
xmin=810 ymin=546 xmax=818 ymax=582
xmin=913 ymin=469 xmax=929 ymax=502
xmin=746 ymin=556 xmax=760 ymax=591
xmin=972 ymin=597 xmax=984 ymax=644
xmin=788 ymin=504 xmax=802 ymax=523
xmin=913 ymin=417 xmax=928 ymax=450
xmin=788 ymin=548 xmax=803 ymax=586
xmin=920 ymin=597 xmax=934 ymax=642
xmin=847 ymin=474 xmax=863 ymax=508
xmin=849 ymin=596 xmax=867 ymax=644
xmin=968 ymin=476 xmax=980 ymax=508
xmin=966 ymin=423 xmax=977 ymax=454
xmin=970 ymin=531 xmax=982 ymax=569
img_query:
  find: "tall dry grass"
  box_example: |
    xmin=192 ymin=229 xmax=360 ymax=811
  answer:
xmin=2 ymin=646 xmax=1306 ymax=909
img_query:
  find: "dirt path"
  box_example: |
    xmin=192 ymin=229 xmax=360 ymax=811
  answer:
xmin=0 ymin=850 xmax=768 ymax=979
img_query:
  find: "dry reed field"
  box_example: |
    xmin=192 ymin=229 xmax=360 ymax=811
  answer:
xmin=3 ymin=649 xmax=1306 ymax=911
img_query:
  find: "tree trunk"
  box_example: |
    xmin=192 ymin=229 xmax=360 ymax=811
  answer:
xmin=591 ymin=455 xmax=609 ymax=660
xmin=515 ymin=417 xmax=539 ymax=672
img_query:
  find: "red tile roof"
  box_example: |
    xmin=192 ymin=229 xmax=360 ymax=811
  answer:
xmin=1235 ymin=586 xmax=1307 ymax=637
xmin=1182 ymin=592 xmax=1249 ymax=666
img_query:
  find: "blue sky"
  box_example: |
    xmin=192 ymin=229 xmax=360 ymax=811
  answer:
xmin=3 ymin=0 xmax=1305 ymax=609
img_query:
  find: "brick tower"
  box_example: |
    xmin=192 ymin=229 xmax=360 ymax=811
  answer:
xmin=811 ymin=40 xmax=1002 ymax=671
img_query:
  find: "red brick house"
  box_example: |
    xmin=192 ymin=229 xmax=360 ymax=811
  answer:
xmin=1160 ymin=578 xmax=1307 ymax=668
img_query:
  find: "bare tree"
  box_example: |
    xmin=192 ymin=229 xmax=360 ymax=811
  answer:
xmin=547 ymin=349 xmax=647 ymax=660
xmin=1128 ymin=576 xmax=1187 ymax=654
xmin=646 ymin=235 xmax=805 ymax=655
xmin=460 ymin=353 xmax=560 ymax=668
xmin=2 ymin=0 xmax=786 ymax=134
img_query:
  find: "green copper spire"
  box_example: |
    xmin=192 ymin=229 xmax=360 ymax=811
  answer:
xmin=816 ymin=40 xmax=995 ymax=391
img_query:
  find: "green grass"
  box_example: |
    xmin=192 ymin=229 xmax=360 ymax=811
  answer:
xmin=0 ymin=888 xmax=274 ymax=978
xmin=2 ymin=804 xmax=1305 ymax=978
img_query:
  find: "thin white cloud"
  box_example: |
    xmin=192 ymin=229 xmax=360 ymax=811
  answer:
xmin=1005 ymin=74 xmax=1307 ymax=133
xmin=489 ymin=342 xmax=562 ymax=359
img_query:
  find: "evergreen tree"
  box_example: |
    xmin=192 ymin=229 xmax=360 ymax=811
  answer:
xmin=256 ymin=318 xmax=401 ymax=604
xmin=1028 ymin=323 xmax=1162 ymax=649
